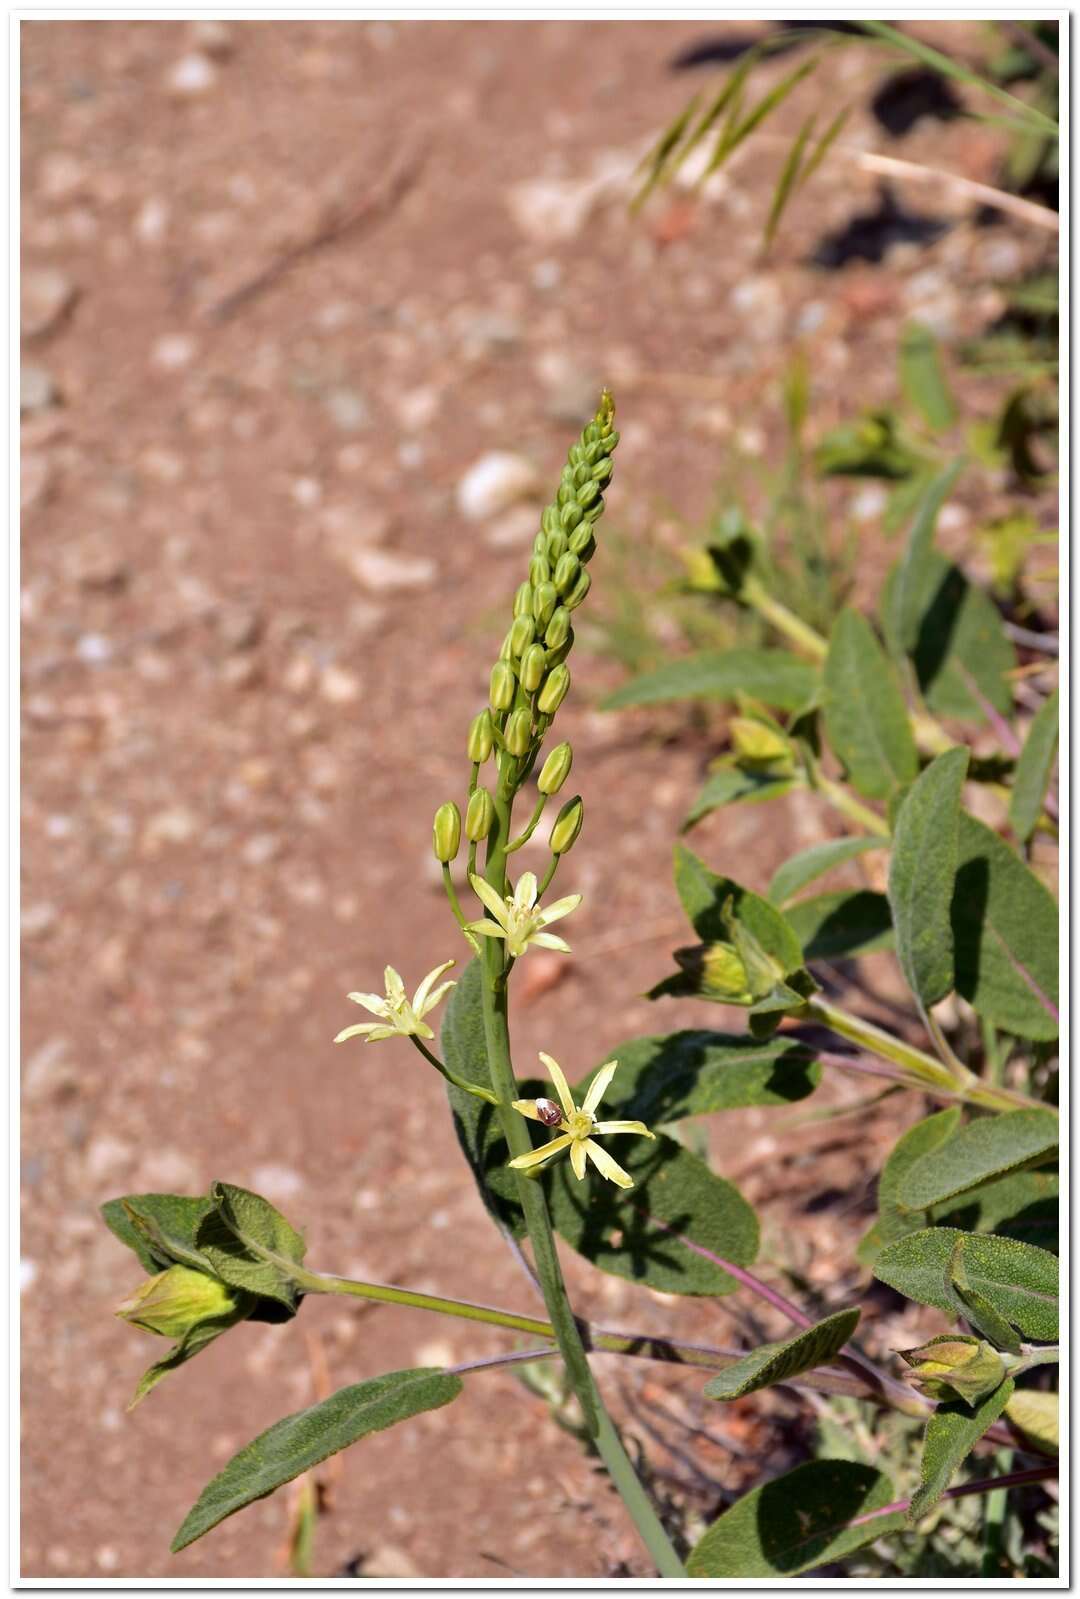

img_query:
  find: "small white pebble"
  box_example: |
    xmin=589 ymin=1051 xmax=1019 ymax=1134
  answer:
xmin=20 ymin=1260 xmax=37 ymax=1292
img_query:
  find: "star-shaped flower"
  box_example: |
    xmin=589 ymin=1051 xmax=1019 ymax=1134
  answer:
xmin=334 ymin=961 xmax=456 ymax=1044
xmin=466 ymin=872 xmax=581 ymax=960
xmin=509 ymin=1053 xmax=654 ymax=1189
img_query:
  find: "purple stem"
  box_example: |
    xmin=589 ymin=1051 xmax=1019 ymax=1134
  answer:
xmin=848 ymin=1464 xmax=1057 ymax=1529
xmin=954 ymin=664 xmax=1022 ymax=757
xmin=448 ymin=1345 xmax=558 ymax=1376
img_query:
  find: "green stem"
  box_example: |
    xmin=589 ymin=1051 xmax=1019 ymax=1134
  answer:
xmin=1003 ymin=1344 xmax=1059 ymax=1375
xmin=408 ymin=1034 xmax=499 ymax=1106
xmin=538 ymin=854 xmax=559 ymax=897
xmin=742 ymin=575 xmax=827 ymax=662
xmin=442 ymin=863 xmax=480 ymax=953
xmin=815 ymin=775 xmax=890 ymax=837
xmin=504 ymin=793 xmax=548 ymax=853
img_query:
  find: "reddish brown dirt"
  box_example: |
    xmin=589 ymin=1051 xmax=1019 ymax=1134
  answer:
xmin=21 ymin=19 xmax=1055 ymax=1580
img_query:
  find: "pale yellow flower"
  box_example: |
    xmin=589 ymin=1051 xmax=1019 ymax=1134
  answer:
xmin=334 ymin=961 xmax=456 ymax=1044
xmin=509 ymin=1054 xmax=654 ymax=1189
xmin=467 ymin=871 xmax=581 ymax=959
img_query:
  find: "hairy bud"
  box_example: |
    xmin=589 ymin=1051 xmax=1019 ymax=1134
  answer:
xmin=115 ymin=1264 xmax=241 ymax=1341
xmin=898 ymin=1336 xmax=1007 ymax=1405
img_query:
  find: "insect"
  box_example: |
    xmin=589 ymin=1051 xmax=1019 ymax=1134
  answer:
xmin=535 ymin=1097 xmax=563 ymax=1127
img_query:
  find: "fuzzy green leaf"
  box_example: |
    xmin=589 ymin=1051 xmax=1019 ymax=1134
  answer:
xmin=594 ymin=1030 xmax=820 ymax=1122
xmin=171 ymin=1369 xmax=463 ymax=1551
xmin=951 ymin=812 xmax=1059 ymax=1040
xmin=873 ymin=1228 xmax=1058 ymax=1341
xmin=908 ymin=1379 xmax=1014 ymax=1523
xmin=102 ymin=1193 xmax=217 ymax=1277
xmin=196 ymin=1183 xmax=308 ymax=1312
xmin=888 ymin=746 xmax=969 ymax=1008
xmin=603 ymin=648 xmax=819 ymax=713
xmin=683 ymin=762 xmax=795 ymax=829
xmin=767 ymin=836 xmax=886 ymax=906
xmin=899 ymin=322 xmax=957 ymax=433
xmin=892 ymin=461 xmax=965 ymax=653
xmin=673 ymin=843 xmax=803 ymax=971
xmin=784 ymin=889 xmax=893 ymax=961
xmin=704 ymin=1308 xmax=859 ymax=1400
xmin=1009 ymin=688 xmax=1059 ymax=843
xmin=900 ymin=1110 xmax=1059 ymax=1212
xmin=858 ymin=1109 xmax=962 ymax=1263
xmin=937 ymin=1168 xmax=1058 ymax=1251
xmin=883 ymin=551 xmax=1017 ymax=722
xmin=687 ymin=1460 xmax=905 ymax=1577
xmin=823 ymin=609 xmax=918 ymax=800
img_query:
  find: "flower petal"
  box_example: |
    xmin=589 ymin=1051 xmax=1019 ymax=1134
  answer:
xmin=514 ymin=871 xmax=539 ymax=912
xmin=537 ymin=1052 xmax=576 ymax=1119
xmin=383 ymin=967 xmax=406 ymax=1005
xmin=469 ymin=874 xmax=511 ymax=928
xmin=582 ymin=1059 xmax=619 ymax=1117
xmin=412 ymin=1019 xmax=435 ymax=1040
xmin=535 ymin=892 xmax=582 ymax=928
xmin=508 ymin=1133 xmax=573 ymax=1170
xmin=362 ymin=1026 xmax=400 ymax=1043
xmin=346 ymin=992 xmax=392 ymax=1017
xmin=593 ymin=1120 xmax=655 ymax=1139
xmin=465 ymin=919 xmax=507 ymax=940
xmin=511 ymin=1099 xmax=544 ymax=1123
xmin=529 ymin=931 xmax=572 ymax=953
xmin=583 ymin=1139 xmax=635 ymax=1189
xmin=334 ymin=1023 xmax=379 ymax=1043
xmin=412 ymin=960 xmax=455 ymax=1015
xmin=570 ymin=1139 xmax=588 ymax=1181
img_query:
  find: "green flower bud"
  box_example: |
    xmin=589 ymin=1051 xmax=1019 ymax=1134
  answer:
xmin=489 ymin=660 xmax=516 ymax=711
xmin=432 ymin=801 xmax=461 ymax=863
xmin=559 ymin=500 xmax=584 ymax=533
xmin=537 ymin=741 xmax=573 ymax=795
xmin=532 ymin=531 xmax=548 ymax=557
xmin=533 ymin=581 xmax=558 ymax=629
xmin=504 ymin=707 xmax=533 ymax=757
xmin=675 ymin=942 xmax=752 ymax=1004
xmin=562 ymin=567 xmax=592 ymax=611
xmin=537 ymin=663 xmax=570 ymax=715
xmin=529 ymin=554 xmax=551 ymax=588
xmin=898 ymin=1336 xmax=1007 ymax=1405
xmin=730 ymin=717 xmax=792 ymax=767
xmin=546 ymin=629 xmax=574 ymax=668
xmin=520 ymin=642 xmax=547 ymax=693
xmin=576 ymin=477 xmax=601 ymax=508
xmin=545 ymin=527 xmax=568 ymax=563
xmin=545 ymin=606 xmax=572 ymax=649
xmin=513 ymin=581 xmax=534 ymax=618
xmin=509 ymin=614 xmax=536 ymax=657
xmin=465 ymin=786 xmax=495 ymax=842
xmin=498 ymin=628 xmax=516 ymax=661
xmin=549 ymin=794 xmax=584 ymax=855
xmin=541 ymin=504 xmax=561 ymax=536
xmin=554 ymin=551 xmax=581 ymax=595
xmin=592 ymin=454 xmax=614 ymax=483
xmin=115 ymin=1264 xmax=241 ymax=1340
xmin=568 ymin=523 xmax=596 ymax=559
xmin=467 ymin=709 xmax=494 ymax=763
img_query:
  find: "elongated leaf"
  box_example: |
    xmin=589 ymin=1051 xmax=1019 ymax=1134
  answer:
xmin=859 ymin=20 xmax=1059 ymax=137
xmin=687 ymin=1460 xmax=904 ymax=1577
xmin=768 ymin=836 xmax=885 ymax=906
xmin=632 ymin=90 xmax=702 ymax=209
xmin=888 ymin=747 xmax=969 ymax=1008
xmin=706 ymin=58 xmax=818 ymax=176
xmin=603 ymin=648 xmax=819 ymax=713
xmin=593 ymin=1030 xmax=820 ymax=1123
xmin=951 ymin=812 xmax=1059 ymax=1039
xmin=765 ymin=105 xmax=850 ymax=247
xmin=102 ymin=1193 xmax=217 ymax=1277
xmin=1010 ymin=688 xmax=1059 ymax=843
xmin=899 ymin=322 xmax=957 ymax=433
xmin=674 ymin=843 xmax=803 ymax=970
xmin=1005 ymin=1389 xmax=1058 ymax=1454
xmin=873 ymin=1228 xmax=1058 ymax=1341
xmin=900 ymin=1110 xmax=1058 ymax=1211
xmin=893 ymin=462 xmax=965 ymax=653
xmin=908 ymin=1379 xmax=1014 ymax=1523
xmin=704 ymin=1308 xmax=859 ymax=1400
xmin=195 ymin=1183 xmax=308 ymax=1311
xmin=823 ymin=609 xmax=918 ymax=800
xmin=684 ymin=762 xmax=795 ymax=829
xmin=785 ymin=890 xmax=893 ymax=961
xmin=858 ymin=1108 xmax=962 ymax=1263
xmin=883 ymin=551 xmax=1016 ymax=721
xmin=938 ymin=1167 xmax=1058 ymax=1250
xmin=171 ymin=1369 xmax=463 ymax=1551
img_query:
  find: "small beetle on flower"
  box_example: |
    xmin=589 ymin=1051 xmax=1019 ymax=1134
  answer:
xmin=510 ymin=1053 xmax=654 ymax=1189
xmin=334 ymin=961 xmax=456 ymax=1044
xmin=467 ymin=871 xmax=581 ymax=960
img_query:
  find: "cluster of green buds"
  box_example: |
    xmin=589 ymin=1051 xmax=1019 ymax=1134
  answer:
xmin=897 ymin=1335 xmax=1007 ymax=1406
xmin=431 ymin=392 xmax=619 ymax=906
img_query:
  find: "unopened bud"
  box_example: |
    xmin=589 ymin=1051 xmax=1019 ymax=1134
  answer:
xmin=467 ymin=709 xmax=494 ymax=763
xmin=538 ymin=741 xmax=573 ymax=795
xmin=554 ymin=551 xmax=581 ymax=595
xmin=513 ymin=581 xmax=534 ymax=619
xmin=545 ymin=606 xmax=571 ymax=650
xmin=498 ymin=628 xmax=515 ymax=661
xmin=504 ymin=708 xmax=533 ymax=757
xmin=532 ymin=531 xmax=548 ymax=557
xmin=545 ymin=527 xmax=568 ymax=563
xmin=576 ymin=477 xmax=601 ymax=508
xmin=509 ymin=614 xmax=536 ymax=657
xmin=519 ymin=643 xmax=547 ymax=693
xmin=546 ymin=630 xmax=574 ymax=668
xmin=568 ymin=523 xmax=596 ymax=559
xmin=592 ymin=454 xmax=614 ymax=483
xmin=533 ymin=581 xmax=558 ymax=629
xmin=432 ymin=801 xmax=462 ymax=863
xmin=489 ymin=661 xmax=516 ymax=712
xmin=529 ymin=554 xmax=551 ymax=588
xmin=730 ymin=717 xmax=791 ymax=766
xmin=898 ymin=1336 xmax=1007 ymax=1405
xmin=541 ymin=504 xmax=561 ymax=536
xmin=466 ymin=787 xmax=495 ymax=842
xmin=537 ymin=663 xmax=570 ymax=715
xmin=562 ymin=567 xmax=592 ymax=611
xmin=549 ymin=795 xmax=584 ymax=855
xmin=559 ymin=500 xmax=584 ymax=532
xmin=115 ymin=1264 xmax=241 ymax=1340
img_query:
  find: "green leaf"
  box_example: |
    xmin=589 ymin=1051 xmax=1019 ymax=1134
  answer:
xmin=892 ymin=461 xmax=965 ymax=653
xmin=597 ymin=1030 xmax=820 ymax=1122
xmin=908 ymin=1378 xmax=1014 ymax=1523
xmin=764 ymin=105 xmax=850 ymax=248
xmin=171 ymin=1369 xmax=463 ymax=1552
xmin=102 ymin=1193 xmax=217 ymax=1277
xmin=683 ymin=762 xmax=795 ymax=830
xmin=823 ymin=609 xmax=918 ymax=800
xmin=196 ymin=1183 xmax=308 ymax=1312
xmin=951 ymin=812 xmax=1059 ymax=1040
xmin=687 ymin=1460 xmax=905 ymax=1577
xmin=768 ymin=836 xmax=886 ymax=906
xmin=1005 ymin=1389 xmax=1058 ymax=1454
xmin=815 ymin=410 xmax=927 ymax=480
xmin=673 ymin=843 xmax=803 ymax=971
xmin=859 ymin=1108 xmax=961 ymax=1263
xmin=888 ymin=747 xmax=969 ymax=1008
xmin=899 ymin=322 xmax=957 ymax=433
xmin=706 ymin=57 xmax=819 ymax=175
xmin=704 ymin=1308 xmax=859 ymax=1400
xmin=602 ymin=648 xmax=819 ymax=713
xmin=883 ymin=551 xmax=1017 ymax=722
xmin=784 ymin=890 xmax=893 ymax=961
xmin=900 ymin=1110 xmax=1059 ymax=1211
xmin=873 ymin=1228 xmax=1058 ymax=1341
xmin=441 ymin=960 xmax=523 ymax=1235
xmin=1010 ymin=688 xmax=1059 ymax=843
xmin=937 ymin=1167 xmax=1058 ymax=1251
